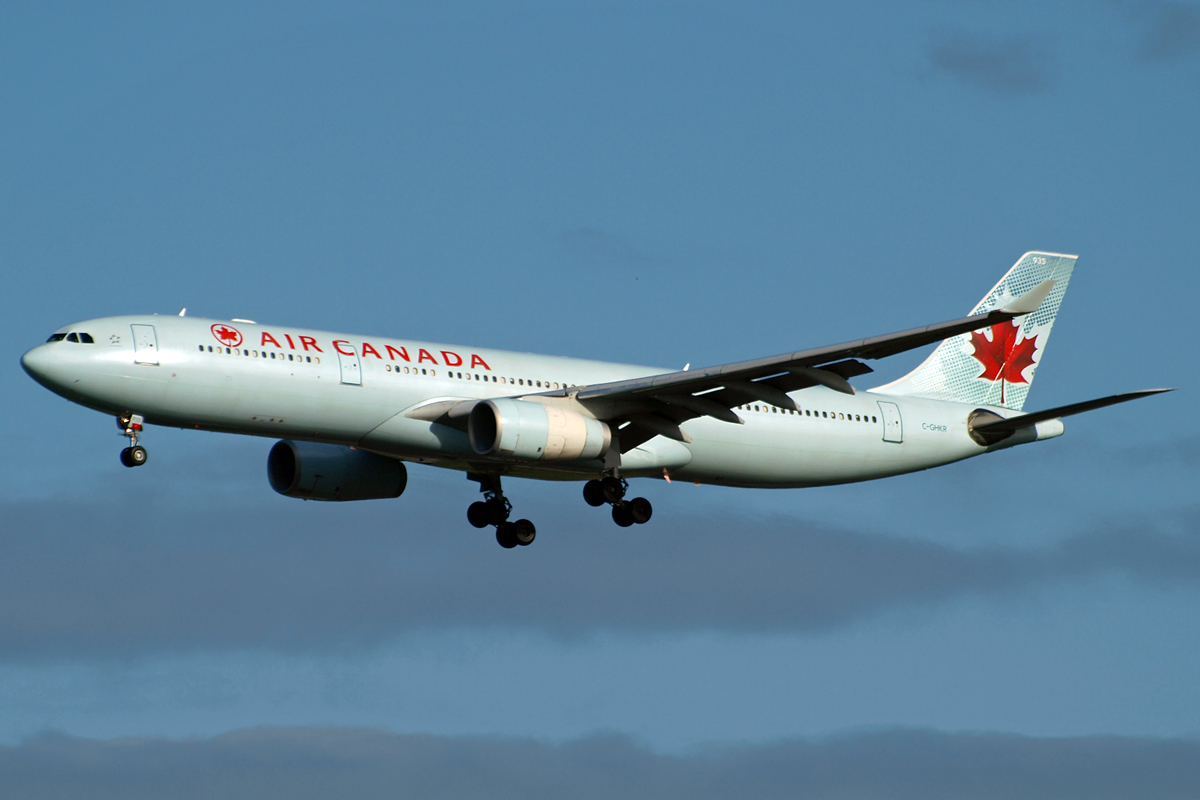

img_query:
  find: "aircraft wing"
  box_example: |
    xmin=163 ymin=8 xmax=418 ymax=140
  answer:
xmin=558 ymin=279 xmax=1057 ymax=452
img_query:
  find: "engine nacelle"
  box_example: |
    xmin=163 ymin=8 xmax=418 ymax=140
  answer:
xmin=468 ymin=398 xmax=611 ymax=461
xmin=267 ymin=440 xmax=407 ymax=501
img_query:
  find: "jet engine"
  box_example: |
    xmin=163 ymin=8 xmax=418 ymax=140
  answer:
xmin=468 ymin=399 xmax=611 ymax=461
xmin=267 ymin=440 xmax=407 ymax=501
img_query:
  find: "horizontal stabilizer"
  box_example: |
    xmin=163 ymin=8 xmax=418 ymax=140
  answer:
xmin=972 ymin=388 xmax=1174 ymax=436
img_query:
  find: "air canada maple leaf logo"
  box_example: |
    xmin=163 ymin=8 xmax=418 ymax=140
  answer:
xmin=969 ymin=320 xmax=1038 ymax=404
xmin=211 ymin=324 xmax=243 ymax=348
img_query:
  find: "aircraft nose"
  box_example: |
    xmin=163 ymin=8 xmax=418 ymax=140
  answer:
xmin=21 ymin=344 xmax=58 ymax=387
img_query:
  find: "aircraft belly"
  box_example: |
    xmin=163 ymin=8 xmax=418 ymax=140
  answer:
xmin=358 ymin=413 xmax=473 ymax=460
xmin=675 ymin=405 xmax=983 ymax=488
xmin=113 ymin=354 xmax=411 ymax=442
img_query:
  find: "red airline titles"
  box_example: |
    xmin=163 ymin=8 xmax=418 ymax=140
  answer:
xmin=257 ymin=331 xmax=492 ymax=371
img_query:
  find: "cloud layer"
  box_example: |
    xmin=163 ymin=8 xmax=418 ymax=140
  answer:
xmin=5 ymin=726 xmax=1199 ymax=800
xmin=1135 ymin=2 xmax=1200 ymax=62
xmin=927 ymin=32 xmax=1057 ymax=95
xmin=2 ymin=492 xmax=1197 ymax=660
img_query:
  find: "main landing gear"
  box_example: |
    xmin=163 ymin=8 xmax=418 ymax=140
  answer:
xmin=117 ymin=413 xmax=148 ymax=468
xmin=583 ymin=475 xmax=652 ymax=527
xmin=467 ymin=473 xmax=536 ymax=549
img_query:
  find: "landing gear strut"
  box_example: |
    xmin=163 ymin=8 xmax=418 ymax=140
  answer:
xmin=584 ymin=474 xmax=652 ymax=527
xmin=117 ymin=413 xmax=148 ymax=468
xmin=468 ymin=473 xmax=536 ymax=548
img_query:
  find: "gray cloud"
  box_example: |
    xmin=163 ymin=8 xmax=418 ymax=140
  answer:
xmin=4 ymin=726 xmax=1199 ymax=800
xmin=1 ymin=491 xmax=1198 ymax=660
xmin=927 ymin=32 xmax=1057 ymax=95
xmin=1134 ymin=2 xmax=1200 ymax=62
xmin=1119 ymin=433 xmax=1200 ymax=468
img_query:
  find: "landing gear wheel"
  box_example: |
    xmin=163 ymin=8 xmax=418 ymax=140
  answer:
xmin=486 ymin=497 xmax=510 ymax=526
xmin=496 ymin=523 xmax=519 ymax=549
xmin=467 ymin=501 xmax=491 ymax=529
xmin=120 ymin=446 xmax=147 ymax=468
xmin=601 ymin=477 xmax=626 ymax=504
xmin=583 ymin=480 xmax=606 ymax=507
xmin=513 ymin=519 xmax=536 ymax=546
xmin=612 ymin=504 xmax=635 ymax=527
xmin=628 ymin=497 xmax=652 ymax=524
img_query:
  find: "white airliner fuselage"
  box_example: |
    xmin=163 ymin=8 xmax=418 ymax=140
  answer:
xmin=23 ymin=314 xmax=1036 ymax=484
xmin=20 ymin=253 xmax=1166 ymax=547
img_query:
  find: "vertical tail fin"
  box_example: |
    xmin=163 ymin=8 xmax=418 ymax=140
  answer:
xmin=872 ymin=251 xmax=1076 ymax=410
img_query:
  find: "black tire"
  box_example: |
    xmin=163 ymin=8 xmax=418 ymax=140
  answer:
xmin=628 ymin=497 xmax=652 ymax=524
xmin=486 ymin=498 xmax=509 ymax=525
xmin=612 ymin=504 xmax=634 ymax=527
xmin=467 ymin=501 xmax=490 ymax=528
xmin=496 ymin=523 xmax=519 ymax=549
xmin=119 ymin=447 xmax=134 ymax=468
xmin=583 ymin=479 xmax=606 ymax=507
xmin=128 ymin=446 xmax=148 ymax=466
xmin=513 ymin=519 xmax=536 ymax=546
xmin=601 ymin=477 xmax=625 ymax=504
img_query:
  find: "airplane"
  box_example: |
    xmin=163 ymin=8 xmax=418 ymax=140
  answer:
xmin=21 ymin=251 xmax=1169 ymax=549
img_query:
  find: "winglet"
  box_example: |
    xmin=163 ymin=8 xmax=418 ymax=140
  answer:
xmin=1000 ymin=279 xmax=1055 ymax=315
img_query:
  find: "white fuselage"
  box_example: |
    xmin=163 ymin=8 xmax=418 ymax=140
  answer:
xmin=21 ymin=315 xmax=1048 ymax=489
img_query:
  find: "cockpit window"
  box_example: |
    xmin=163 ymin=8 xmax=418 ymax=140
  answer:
xmin=79 ymin=333 xmax=94 ymax=343
xmin=47 ymin=333 xmax=67 ymax=342
xmin=66 ymin=333 xmax=79 ymax=342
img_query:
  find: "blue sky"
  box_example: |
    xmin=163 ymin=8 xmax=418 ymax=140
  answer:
xmin=2 ymin=1 xmax=1198 ymax=795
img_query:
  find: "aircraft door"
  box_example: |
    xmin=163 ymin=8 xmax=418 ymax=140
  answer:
xmin=338 ymin=346 xmax=362 ymax=385
xmin=131 ymin=324 xmax=159 ymax=365
xmin=877 ymin=401 xmax=902 ymax=443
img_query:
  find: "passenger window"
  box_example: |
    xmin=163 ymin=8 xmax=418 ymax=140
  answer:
xmin=80 ymin=333 xmax=94 ymax=343
xmin=47 ymin=333 xmax=67 ymax=342
xmin=198 ymin=345 xmax=204 ymax=352
xmin=822 ymin=412 xmax=827 ymax=418
xmin=66 ymin=333 xmax=79 ymax=342
xmin=872 ymin=416 xmax=877 ymax=423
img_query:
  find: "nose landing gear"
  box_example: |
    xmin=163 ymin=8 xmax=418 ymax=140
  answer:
xmin=117 ymin=414 xmax=148 ymax=468
xmin=584 ymin=475 xmax=652 ymax=527
xmin=467 ymin=473 xmax=536 ymax=548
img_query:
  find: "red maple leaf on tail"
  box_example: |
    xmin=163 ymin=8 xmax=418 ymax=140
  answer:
xmin=969 ymin=320 xmax=1038 ymax=404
